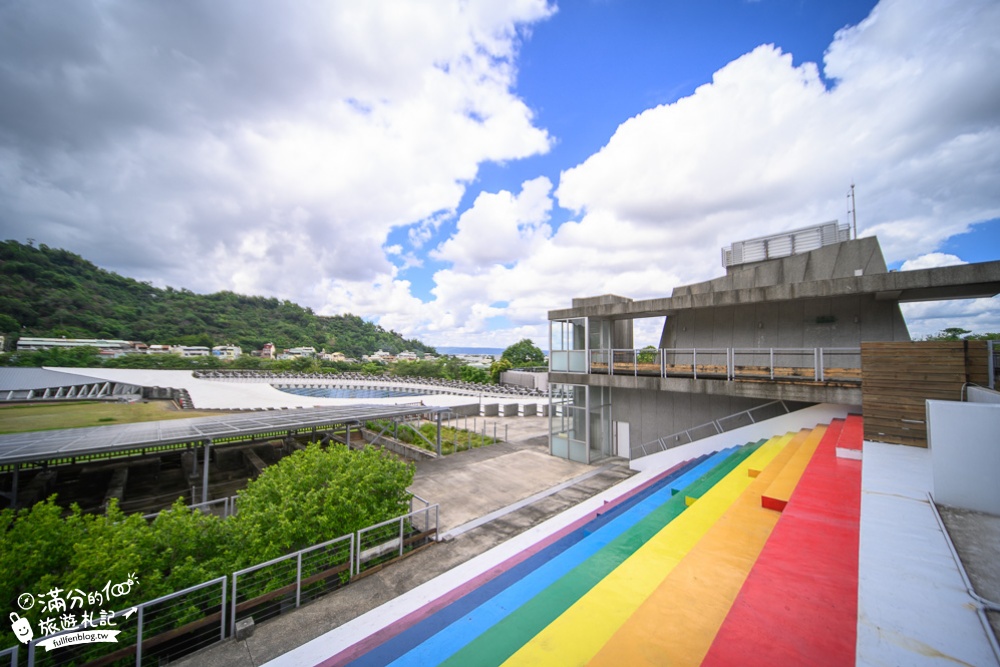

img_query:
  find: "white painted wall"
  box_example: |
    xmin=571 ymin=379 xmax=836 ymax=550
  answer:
xmin=927 ymin=399 xmax=1000 ymax=514
xmin=967 ymin=385 xmax=1000 ymax=404
xmin=629 ymin=403 xmax=855 ymax=473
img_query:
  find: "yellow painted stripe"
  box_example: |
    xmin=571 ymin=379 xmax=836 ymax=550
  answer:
xmin=589 ymin=426 xmax=825 ymax=666
xmin=762 ymin=425 xmax=827 ymax=509
xmin=500 ymin=432 xmax=797 ymax=667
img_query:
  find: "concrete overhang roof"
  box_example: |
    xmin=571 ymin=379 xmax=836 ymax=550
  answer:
xmin=548 ymin=259 xmax=1000 ymax=320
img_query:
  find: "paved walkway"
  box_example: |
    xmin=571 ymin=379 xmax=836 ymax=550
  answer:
xmin=174 ymin=419 xmax=633 ymax=667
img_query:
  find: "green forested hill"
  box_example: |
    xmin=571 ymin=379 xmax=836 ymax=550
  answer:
xmin=0 ymin=240 xmax=435 ymax=358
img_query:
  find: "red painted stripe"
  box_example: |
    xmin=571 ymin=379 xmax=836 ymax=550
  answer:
xmin=318 ymin=461 xmax=688 ymax=667
xmin=703 ymin=417 xmax=862 ymax=667
xmin=838 ymin=413 xmax=864 ymax=451
xmin=760 ymin=496 xmax=787 ymax=512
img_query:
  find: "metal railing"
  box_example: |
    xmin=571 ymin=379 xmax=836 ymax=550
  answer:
xmin=356 ymin=505 xmax=439 ymax=577
xmin=231 ymin=534 xmax=354 ymax=634
xmin=410 ymin=493 xmax=431 ymax=513
xmin=589 ymin=347 xmax=862 ymax=384
xmin=23 ymin=577 xmax=227 ymax=667
xmin=631 ymin=400 xmax=794 ymax=459
xmin=142 ymin=495 xmax=238 ymax=521
xmin=13 ymin=503 xmax=439 ymax=663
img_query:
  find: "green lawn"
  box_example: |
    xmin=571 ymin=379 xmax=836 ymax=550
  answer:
xmin=0 ymin=401 xmax=223 ymax=434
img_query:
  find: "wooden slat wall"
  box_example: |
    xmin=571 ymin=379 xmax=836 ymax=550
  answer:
xmin=965 ymin=340 xmax=990 ymax=387
xmin=861 ymin=341 xmax=987 ymax=447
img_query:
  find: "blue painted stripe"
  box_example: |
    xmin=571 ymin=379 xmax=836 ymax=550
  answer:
xmin=348 ymin=455 xmax=710 ymax=667
xmin=384 ymin=447 xmax=742 ymax=667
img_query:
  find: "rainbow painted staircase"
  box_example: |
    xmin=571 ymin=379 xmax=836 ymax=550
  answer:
xmin=321 ymin=416 xmax=864 ymax=667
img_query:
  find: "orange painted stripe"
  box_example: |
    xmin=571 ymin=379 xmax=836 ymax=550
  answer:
xmin=761 ymin=426 xmax=827 ymax=512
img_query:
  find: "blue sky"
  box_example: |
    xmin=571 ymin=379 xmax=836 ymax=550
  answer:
xmin=1 ymin=0 xmax=998 ymax=348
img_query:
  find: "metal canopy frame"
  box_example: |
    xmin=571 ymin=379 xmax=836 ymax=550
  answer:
xmin=1 ymin=404 xmax=448 ymax=508
xmin=0 ymin=404 xmax=447 ymax=467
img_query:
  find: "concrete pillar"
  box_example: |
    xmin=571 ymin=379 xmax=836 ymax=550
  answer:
xmin=201 ymin=440 xmax=211 ymax=504
xmin=436 ymin=411 xmax=442 ymax=457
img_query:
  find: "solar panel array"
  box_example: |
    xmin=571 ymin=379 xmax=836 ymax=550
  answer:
xmin=0 ymin=404 xmax=446 ymax=466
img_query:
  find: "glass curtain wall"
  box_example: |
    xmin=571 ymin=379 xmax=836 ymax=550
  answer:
xmin=589 ymin=385 xmax=612 ymax=461
xmin=550 ymin=318 xmax=588 ymax=373
xmin=549 ymin=384 xmax=612 ymax=463
xmin=589 ymin=319 xmax=612 ymax=372
xmin=550 ymin=383 xmax=588 ymax=462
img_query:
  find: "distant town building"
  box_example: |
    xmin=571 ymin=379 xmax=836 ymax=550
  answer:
xmin=172 ymin=345 xmax=211 ymax=357
xmin=457 ymin=353 xmax=495 ymax=368
xmin=146 ymin=344 xmax=172 ymax=354
xmin=321 ymin=351 xmax=348 ymax=362
xmin=396 ymin=350 xmax=418 ymax=361
xmin=260 ymin=343 xmax=276 ymax=359
xmin=16 ymin=337 xmax=133 ymax=357
xmin=285 ymin=346 xmax=317 ymax=358
xmin=212 ymin=345 xmax=243 ymax=360
xmin=364 ymin=349 xmax=395 ymax=363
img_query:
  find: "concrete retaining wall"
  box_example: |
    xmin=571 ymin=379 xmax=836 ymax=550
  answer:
xmin=928 ymin=400 xmax=1000 ymax=514
xmin=610 ymin=387 xmax=778 ymax=454
xmin=630 ymin=403 xmax=854 ymax=473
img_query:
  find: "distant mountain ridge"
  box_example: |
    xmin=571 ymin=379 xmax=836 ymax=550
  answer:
xmin=0 ymin=240 xmax=435 ymax=359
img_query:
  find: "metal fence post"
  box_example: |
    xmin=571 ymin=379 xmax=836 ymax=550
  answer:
xmin=399 ymin=517 xmax=405 ymax=559
xmin=230 ymin=574 xmax=238 ymax=638
xmin=990 ymin=340 xmax=996 ymax=390
xmin=693 ymin=349 xmax=698 ymax=379
xmin=136 ymin=605 xmax=144 ymax=666
xmin=296 ymin=552 xmax=303 ymax=608
xmin=220 ymin=576 xmax=227 ymax=643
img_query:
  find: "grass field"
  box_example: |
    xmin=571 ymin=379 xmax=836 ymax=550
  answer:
xmin=0 ymin=401 xmax=223 ymax=434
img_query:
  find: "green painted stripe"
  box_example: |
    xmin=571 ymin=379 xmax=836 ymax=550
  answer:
xmin=438 ymin=439 xmax=764 ymax=667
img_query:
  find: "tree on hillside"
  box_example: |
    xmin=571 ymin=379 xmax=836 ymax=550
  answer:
xmin=500 ymin=338 xmax=545 ymax=367
xmin=490 ymin=358 xmax=512 ymax=384
xmin=923 ymin=328 xmax=1000 ymax=341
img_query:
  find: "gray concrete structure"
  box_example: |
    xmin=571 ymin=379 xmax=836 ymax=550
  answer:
xmin=547 ymin=229 xmax=1000 ymax=463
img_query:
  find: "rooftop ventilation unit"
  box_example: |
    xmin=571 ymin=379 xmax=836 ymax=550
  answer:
xmin=721 ymin=221 xmax=850 ymax=268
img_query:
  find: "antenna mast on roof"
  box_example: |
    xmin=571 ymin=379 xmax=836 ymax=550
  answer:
xmin=847 ymin=182 xmax=857 ymax=239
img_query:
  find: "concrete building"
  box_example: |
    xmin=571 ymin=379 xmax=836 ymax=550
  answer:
xmin=172 ymin=345 xmax=210 ymax=357
xmin=212 ymin=345 xmax=243 ymax=360
xmin=547 ymin=222 xmax=1000 ymax=463
xmin=15 ymin=336 xmax=134 ymax=356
